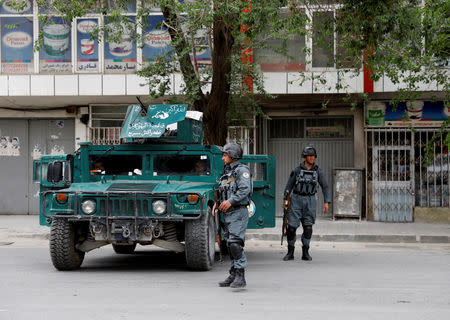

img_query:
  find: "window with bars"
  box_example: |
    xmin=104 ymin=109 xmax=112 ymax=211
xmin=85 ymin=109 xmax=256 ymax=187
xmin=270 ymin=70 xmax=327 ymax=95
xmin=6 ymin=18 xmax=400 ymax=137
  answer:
xmin=89 ymin=105 xmax=128 ymax=145
xmin=366 ymin=128 xmax=449 ymax=208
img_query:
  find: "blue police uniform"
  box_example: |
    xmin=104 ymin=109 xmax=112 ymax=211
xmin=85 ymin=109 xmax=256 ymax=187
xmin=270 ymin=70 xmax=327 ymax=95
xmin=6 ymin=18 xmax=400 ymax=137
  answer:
xmin=283 ymin=162 xmax=330 ymax=260
xmin=218 ymin=160 xmax=252 ymax=269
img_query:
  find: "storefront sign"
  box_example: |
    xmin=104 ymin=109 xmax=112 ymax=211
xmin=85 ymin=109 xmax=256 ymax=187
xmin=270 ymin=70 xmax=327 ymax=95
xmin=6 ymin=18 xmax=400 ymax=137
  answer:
xmin=306 ymin=126 xmax=346 ymax=138
xmin=39 ymin=17 xmax=72 ymax=73
xmin=1 ymin=17 xmax=33 ymax=73
xmin=367 ymin=101 xmax=448 ymax=127
xmin=76 ymin=19 xmax=99 ymax=72
xmin=104 ymin=18 xmax=137 ymax=72
xmin=385 ymin=101 xmax=448 ymax=127
xmin=142 ymin=15 xmax=172 ymax=63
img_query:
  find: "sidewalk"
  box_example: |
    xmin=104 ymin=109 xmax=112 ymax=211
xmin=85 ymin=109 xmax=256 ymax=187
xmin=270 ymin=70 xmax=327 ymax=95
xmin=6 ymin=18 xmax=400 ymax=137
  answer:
xmin=0 ymin=215 xmax=449 ymax=243
xmin=247 ymin=217 xmax=450 ymax=243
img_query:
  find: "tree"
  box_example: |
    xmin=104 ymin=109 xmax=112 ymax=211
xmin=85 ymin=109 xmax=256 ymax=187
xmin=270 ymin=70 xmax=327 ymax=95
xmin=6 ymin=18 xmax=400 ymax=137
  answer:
xmin=4 ymin=0 xmax=449 ymax=147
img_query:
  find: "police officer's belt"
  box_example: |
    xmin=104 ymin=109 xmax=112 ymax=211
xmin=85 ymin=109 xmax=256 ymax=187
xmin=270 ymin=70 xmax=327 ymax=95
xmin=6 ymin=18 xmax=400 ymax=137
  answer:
xmin=228 ymin=204 xmax=249 ymax=211
xmin=293 ymin=190 xmax=314 ymax=196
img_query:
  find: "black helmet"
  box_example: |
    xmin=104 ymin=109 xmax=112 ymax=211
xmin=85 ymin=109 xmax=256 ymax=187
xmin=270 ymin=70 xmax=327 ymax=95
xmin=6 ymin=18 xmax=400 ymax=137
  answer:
xmin=222 ymin=143 xmax=243 ymax=159
xmin=302 ymin=146 xmax=317 ymax=158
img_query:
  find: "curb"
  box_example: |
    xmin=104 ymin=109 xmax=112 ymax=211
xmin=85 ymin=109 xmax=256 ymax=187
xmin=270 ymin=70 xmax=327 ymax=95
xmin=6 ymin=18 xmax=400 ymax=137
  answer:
xmin=2 ymin=232 xmax=449 ymax=244
xmin=246 ymin=233 xmax=450 ymax=244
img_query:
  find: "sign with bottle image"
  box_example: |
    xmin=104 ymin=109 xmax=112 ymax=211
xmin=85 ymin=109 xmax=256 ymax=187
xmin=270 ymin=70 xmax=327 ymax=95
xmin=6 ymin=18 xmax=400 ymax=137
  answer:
xmin=367 ymin=101 xmax=448 ymax=127
xmin=104 ymin=16 xmax=137 ymax=73
xmin=39 ymin=17 xmax=71 ymax=73
xmin=76 ymin=19 xmax=99 ymax=72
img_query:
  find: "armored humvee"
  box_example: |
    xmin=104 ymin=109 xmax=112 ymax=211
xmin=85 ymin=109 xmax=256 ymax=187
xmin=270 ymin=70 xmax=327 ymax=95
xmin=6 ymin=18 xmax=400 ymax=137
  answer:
xmin=34 ymin=103 xmax=275 ymax=271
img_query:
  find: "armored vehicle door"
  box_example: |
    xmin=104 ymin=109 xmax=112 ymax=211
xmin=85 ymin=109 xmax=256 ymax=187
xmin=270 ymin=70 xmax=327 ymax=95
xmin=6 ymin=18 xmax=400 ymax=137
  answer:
xmin=34 ymin=154 xmax=72 ymax=188
xmin=241 ymin=155 xmax=276 ymax=228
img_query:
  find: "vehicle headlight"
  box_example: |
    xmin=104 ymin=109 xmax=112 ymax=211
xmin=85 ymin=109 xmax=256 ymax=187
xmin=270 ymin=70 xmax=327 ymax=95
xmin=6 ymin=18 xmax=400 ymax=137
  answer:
xmin=152 ymin=200 xmax=166 ymax=215
xmin=81 ymin=200 xmax=96 ymax=215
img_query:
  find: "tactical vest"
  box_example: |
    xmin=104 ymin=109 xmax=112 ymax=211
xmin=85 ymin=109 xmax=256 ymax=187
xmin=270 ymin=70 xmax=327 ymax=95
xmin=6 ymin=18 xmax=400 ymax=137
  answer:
xmin=294 ymin=167 xmax=318 ymax=196
xmin=218 ymin=163 xmax=252 ymax=203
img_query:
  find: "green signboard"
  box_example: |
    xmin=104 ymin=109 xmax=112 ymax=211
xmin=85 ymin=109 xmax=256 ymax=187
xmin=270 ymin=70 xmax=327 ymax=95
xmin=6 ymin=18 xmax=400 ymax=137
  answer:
xmin=120 ymin=104 xmax=188 ymax=139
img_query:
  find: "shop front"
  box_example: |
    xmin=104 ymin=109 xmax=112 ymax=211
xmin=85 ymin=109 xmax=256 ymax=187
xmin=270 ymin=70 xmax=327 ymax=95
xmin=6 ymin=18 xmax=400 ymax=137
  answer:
xmin=365 ymin=101 xmax=449 ymax=222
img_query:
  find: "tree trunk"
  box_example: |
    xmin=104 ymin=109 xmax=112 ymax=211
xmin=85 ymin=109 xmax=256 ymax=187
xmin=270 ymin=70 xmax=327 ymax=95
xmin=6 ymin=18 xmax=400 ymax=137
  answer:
xmin=163 ymin=4 xmax=235 ymax=146
xmin=203 ymin=14 xmax=235 ymax=146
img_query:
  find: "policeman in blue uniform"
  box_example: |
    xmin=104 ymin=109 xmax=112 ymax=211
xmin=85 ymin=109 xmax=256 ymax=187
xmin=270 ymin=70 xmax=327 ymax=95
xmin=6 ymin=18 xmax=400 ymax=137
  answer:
xmin=213 ymin=143 xmax=252 ymax=288
xmin=282 ymin=146 xmax=330 ymax=261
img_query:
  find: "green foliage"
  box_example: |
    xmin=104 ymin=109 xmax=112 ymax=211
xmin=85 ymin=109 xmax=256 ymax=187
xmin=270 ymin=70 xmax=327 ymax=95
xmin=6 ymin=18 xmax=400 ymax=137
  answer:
xmin=3 ymin=0 xmax=449 ymax=148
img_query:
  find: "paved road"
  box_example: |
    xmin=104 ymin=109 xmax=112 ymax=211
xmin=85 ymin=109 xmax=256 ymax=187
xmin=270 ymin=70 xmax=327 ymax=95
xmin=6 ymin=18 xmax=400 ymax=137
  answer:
xmin=0 ymin=239 xmax=449 ymax=320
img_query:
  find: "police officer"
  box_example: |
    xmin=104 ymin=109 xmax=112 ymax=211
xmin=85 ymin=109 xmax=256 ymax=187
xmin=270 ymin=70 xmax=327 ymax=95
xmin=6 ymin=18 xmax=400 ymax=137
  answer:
xmin=213 ymin=143 xmax=252 ymax=288
xmin=282 ymin=146 xmax=330 ymax=261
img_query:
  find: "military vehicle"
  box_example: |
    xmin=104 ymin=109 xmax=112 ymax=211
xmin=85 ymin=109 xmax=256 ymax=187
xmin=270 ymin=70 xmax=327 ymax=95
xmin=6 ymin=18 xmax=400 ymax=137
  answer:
xmin=34 ymin=102 xmax=275 ymax=271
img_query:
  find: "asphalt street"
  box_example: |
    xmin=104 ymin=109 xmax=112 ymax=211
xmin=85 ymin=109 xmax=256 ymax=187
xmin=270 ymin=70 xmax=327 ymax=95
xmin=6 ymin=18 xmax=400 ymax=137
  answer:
xmin=0 ymin=239 xmax=449 ymax=320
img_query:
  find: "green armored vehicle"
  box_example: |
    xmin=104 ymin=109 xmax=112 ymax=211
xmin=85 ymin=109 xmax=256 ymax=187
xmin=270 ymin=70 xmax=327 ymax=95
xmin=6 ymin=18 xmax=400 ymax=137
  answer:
xmin=34 ymin=103 xmax=275 ymax=271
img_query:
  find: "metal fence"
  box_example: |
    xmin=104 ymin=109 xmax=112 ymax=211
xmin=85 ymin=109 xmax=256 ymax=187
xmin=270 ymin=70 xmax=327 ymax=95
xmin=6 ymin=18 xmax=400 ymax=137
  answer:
xmin=366 ymin=128 xmax=449 ymax=222
xmin=89 ymin=127 xmax=121 ymax=145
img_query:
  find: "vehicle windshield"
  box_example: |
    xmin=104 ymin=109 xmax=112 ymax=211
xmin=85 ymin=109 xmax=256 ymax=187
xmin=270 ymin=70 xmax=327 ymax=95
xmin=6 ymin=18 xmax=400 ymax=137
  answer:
xmin=89 ymin=155 xmax=143 ymax=175
xmin=153 ymin=155 xmax=211 ymax=176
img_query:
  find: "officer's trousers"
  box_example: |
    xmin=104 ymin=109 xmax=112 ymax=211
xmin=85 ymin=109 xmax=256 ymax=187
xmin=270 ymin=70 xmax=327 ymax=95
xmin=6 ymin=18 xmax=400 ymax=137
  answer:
xmin=223 ymin=207 xmax=249 ymax=269
xmin=287 ymin=194 xmax=316 ymax=246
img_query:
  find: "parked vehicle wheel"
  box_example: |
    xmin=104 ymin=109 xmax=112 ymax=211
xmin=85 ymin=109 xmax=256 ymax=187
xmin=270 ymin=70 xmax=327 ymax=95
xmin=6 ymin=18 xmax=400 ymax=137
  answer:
xmin=112 ymin=243 xmax=137 ymax=254
xmin=50 ymin=218 xmax=85 ymax=271
xmin=185 ymin=207 xmax=216 ymax=271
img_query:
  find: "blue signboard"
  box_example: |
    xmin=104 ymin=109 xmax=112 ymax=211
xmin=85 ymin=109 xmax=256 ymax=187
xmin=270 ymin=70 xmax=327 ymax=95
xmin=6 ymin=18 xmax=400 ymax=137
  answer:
xmin=1 ymin=0 xmax=33 ymax=14
xmin=385 ymin=101 xmax=448 ymax=127
xmin=104 ymin=16 xmax=137 ymax=73
xmin=142 ymin=15 xmax=172 ymax=62
xmin=1 ymin=17 xmax=33 ymax=73
xmin=39 ymin=17 xmax=72 ymax=73
xmin=76 ymin=18 xmax=99 ymax=72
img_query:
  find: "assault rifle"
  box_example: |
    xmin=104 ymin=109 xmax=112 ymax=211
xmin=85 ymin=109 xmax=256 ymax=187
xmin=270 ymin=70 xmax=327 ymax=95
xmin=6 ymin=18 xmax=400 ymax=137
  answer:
xmin=214 ymin=189 xmax=223 ymax=261
xmin=281 ymin=194 xmax=290 ymax=245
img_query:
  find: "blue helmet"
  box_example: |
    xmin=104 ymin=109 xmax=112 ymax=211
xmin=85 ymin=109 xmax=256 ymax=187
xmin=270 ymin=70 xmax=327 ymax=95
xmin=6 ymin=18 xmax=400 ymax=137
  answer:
xmin=302 ymin=146 xmax=317 ymax=158
xmin=222 ymin=143 xmax=243 ymax=159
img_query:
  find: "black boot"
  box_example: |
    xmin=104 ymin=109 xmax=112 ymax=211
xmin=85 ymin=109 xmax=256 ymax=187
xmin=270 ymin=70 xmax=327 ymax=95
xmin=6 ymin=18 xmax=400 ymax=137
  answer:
xmin=230 ymin=268 xmax=246 ymax=288
xmin=302 ymin=245 xmax=312 ymax=261
xmin=219 ymin=268 xmax=236 ymax=287
xmin=283 ymin=245 xmax=295 ymax=261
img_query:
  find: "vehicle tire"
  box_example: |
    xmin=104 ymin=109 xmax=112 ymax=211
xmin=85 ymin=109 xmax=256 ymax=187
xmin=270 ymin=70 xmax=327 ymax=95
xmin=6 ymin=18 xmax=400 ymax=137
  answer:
xmin=185 ymin=207 xmax=215 ymax=271
xmin=112 ymin=243 xmax=136 ymax=254
xmin=50 ymin=218 xmax=85 ymax=271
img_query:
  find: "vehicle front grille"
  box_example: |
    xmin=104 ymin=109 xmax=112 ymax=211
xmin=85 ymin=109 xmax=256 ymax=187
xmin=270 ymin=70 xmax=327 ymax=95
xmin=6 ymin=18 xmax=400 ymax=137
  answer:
xmin=98 ymin=198 xmax=151 ymax=216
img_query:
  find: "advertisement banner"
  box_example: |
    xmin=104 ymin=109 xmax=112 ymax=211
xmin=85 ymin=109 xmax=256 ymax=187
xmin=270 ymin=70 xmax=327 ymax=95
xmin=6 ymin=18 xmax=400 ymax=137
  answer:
xmin=385 ymin=101 xmax=448 ymax=127
xmin=1 ymin=0 xmax=32 ymax=14
xmin=1 ymin=17 xmax=34 ymax=73
xmin=76 ymin=18 xmax=99 ymax=72
xmin=142 ymin=15 xmax=172 ymax=63
xmin=104 ymin=17 xmax=136 ymax=73
xmin=39 ymin=17 xmax=72 ymax=73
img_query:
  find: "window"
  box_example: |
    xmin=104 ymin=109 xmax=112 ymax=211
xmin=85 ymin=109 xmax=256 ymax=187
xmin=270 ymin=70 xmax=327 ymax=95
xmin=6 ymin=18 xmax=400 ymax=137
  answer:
xmin=269 ymin=119 xmax=304 ymax=139
xmin=89 ymin=105 xmax=128 ymax=145
xmin=244 ymin=162 xmax=266 ymax=181
xmin=153 ymin=155 xmax=211 ymax=176
xmin=254 ymin=9 xmax=307 ymax=72
xmin=89 ymin=154 xmax=142 ymax=176
xmin=312 ymin=11 xmax=334 ymax=68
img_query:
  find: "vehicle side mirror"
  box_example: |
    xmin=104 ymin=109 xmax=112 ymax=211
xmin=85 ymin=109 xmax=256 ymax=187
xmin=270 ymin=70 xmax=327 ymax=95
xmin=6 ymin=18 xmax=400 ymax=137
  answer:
xmin=47 ymin=161 xmax=63 ymax=183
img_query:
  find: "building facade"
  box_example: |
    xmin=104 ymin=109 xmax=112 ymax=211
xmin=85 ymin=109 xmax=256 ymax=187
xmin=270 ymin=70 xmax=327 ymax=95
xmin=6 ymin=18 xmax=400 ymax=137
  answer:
xmin=0 ymin=1 xmax=448 ymax=220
